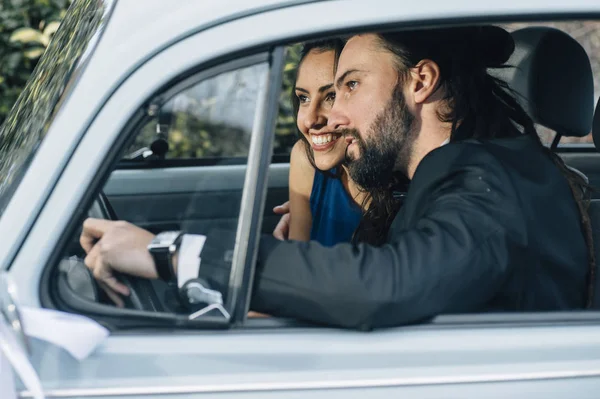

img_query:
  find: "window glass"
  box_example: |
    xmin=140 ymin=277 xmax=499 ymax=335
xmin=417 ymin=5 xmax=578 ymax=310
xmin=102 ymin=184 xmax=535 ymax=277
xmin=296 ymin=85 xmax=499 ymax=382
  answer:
xmin=57 ymin=61 xmax=269 ymax=317
xmin=124 ymin=64 xmax=267 ymax=161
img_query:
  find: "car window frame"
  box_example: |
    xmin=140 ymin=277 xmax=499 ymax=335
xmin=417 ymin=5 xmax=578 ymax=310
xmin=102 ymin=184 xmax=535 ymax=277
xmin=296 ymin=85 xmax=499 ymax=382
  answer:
xmin=51 ymin=39 xmax=600 ymax=330
xmin=22 ymin=4 xmax=600 ymax=333
xmin=38 ymin=49 xmax=281 ymax=330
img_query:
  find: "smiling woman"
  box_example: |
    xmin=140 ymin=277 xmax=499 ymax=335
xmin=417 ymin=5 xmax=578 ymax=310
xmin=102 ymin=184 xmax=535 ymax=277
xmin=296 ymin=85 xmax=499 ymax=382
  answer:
xmin=286 ymin=39 xmax=366 ymax=246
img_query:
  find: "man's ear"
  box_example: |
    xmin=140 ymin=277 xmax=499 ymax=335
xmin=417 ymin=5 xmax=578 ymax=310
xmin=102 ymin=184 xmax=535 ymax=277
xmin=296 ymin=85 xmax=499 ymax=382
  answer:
xmin=408 ymin=59 xmax=441 ymax=104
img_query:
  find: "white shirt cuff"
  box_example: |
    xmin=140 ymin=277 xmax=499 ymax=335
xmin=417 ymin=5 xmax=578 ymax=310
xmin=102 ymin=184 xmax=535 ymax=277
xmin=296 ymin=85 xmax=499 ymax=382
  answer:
xmin=176 ymin=234 xmax=206 ymax=288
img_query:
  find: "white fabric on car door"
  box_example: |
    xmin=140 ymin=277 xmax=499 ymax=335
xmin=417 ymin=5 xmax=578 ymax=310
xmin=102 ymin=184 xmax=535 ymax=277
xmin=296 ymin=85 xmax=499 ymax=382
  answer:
xmin=1 ymin=306 xmax=110 ymax=398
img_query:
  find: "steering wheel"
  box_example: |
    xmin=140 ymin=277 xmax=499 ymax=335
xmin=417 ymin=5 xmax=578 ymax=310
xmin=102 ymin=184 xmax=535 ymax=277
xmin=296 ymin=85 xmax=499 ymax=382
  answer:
xmin=87 ymin=193 xmax=165 ymax=312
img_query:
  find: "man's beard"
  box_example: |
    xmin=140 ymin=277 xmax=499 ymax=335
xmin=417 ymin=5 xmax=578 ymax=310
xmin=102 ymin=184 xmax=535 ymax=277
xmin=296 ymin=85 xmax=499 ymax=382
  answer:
xmin=342 ymin=86 xmax=417 ymax=191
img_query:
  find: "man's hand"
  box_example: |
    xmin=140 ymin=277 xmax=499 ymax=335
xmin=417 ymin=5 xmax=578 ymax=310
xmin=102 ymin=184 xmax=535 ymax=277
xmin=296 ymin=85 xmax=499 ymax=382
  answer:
xmin=272 ymin=201 xmax=290 ymax=240
xmin=247 ymin=311 xmax=270 ymax=318
xmin=80 ymin=218 xmax=157 ymax=307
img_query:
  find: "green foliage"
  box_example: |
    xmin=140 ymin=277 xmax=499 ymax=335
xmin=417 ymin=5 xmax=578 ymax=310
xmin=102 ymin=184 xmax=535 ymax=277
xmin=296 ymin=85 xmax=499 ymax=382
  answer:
xmin=0 ymin=0 xmax=70 ymax=126
xmin=273 ymin=43 xmax=302 ymax=156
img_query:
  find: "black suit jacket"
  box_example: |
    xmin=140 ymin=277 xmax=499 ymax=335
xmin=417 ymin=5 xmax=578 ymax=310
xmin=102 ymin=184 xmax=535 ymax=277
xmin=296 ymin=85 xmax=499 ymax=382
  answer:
xmin=200 ymin=135 xmax=588 ymax=329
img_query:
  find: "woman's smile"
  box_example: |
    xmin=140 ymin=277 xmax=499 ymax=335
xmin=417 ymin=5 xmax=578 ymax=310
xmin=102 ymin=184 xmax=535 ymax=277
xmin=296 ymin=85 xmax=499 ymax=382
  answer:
xmin=310 ymin=132 xmax=342 ymax=151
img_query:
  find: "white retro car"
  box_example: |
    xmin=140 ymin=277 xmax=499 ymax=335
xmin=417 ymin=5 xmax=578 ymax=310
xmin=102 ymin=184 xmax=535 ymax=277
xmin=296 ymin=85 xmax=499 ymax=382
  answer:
xmin=1 ymin=0 xmax=600 ymax=397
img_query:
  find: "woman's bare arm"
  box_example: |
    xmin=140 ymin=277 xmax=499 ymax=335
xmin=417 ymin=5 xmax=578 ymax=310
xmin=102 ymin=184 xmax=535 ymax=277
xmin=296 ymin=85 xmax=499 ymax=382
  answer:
xmin=288 ymin=141 xmax=315 ymax=241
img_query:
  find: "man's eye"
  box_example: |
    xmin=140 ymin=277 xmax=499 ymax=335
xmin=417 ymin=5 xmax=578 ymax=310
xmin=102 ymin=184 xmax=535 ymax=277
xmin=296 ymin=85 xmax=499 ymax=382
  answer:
xmin=346 ymin=81 xmax=358 ymax=91
xmin=325 ymin=92 xmax=336 ymax=102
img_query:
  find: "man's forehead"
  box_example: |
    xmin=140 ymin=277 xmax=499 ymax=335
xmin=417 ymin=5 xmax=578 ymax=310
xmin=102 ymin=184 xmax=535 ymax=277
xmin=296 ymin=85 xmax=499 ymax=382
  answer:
xmin=336 ymin=34 xmax=391 ymax=77
xmin=344 ymin=34 xmax=381 ymax=54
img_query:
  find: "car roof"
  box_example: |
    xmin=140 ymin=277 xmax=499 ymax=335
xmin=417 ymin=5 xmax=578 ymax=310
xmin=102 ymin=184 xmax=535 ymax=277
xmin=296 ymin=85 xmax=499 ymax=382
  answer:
xmin=101 ymin=0 xmax=310 ymax=67
xmin=101 ymin=0 xmax=600 ymax=79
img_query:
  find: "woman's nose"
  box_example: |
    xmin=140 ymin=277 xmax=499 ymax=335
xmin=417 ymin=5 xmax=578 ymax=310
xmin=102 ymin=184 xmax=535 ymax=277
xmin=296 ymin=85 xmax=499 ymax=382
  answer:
xmin=304 ymin=103 xmax=327 ymax=130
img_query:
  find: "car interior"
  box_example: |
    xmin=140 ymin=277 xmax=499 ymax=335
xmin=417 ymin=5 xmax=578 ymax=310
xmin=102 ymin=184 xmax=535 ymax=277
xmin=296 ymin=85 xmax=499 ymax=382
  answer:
xmin=501 ymin=26 xmax=600 ymax=307
xmin=46 ymin=20 xmax=600 ymax=328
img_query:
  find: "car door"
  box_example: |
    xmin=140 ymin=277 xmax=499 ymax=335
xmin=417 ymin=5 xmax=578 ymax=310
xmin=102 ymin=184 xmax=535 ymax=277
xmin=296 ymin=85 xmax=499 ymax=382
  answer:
xmin=6 ymin=1 xmax=600 ymax=398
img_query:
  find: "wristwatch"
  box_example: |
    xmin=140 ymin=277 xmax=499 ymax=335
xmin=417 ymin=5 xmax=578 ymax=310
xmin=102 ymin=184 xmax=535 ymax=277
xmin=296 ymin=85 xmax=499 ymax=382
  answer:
xmin=147 ymin=231 xmax=183 ymax=283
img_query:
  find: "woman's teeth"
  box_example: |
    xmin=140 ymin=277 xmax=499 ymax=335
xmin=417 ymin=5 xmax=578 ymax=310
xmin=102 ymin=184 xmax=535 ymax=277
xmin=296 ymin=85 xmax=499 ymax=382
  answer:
xmin=311 ymin=134 xmax=337 ymax=145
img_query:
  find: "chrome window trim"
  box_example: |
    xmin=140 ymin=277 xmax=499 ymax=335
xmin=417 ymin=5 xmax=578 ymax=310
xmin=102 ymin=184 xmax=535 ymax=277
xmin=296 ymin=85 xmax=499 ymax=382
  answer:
xmin=19 ymin=366 xmax=600 ymax=397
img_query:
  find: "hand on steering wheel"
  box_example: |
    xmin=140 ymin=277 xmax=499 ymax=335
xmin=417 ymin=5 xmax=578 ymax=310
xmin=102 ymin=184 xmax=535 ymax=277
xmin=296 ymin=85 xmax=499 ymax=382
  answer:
xmin=83 ymin=193 xmax=157 ymax=309
xmin=80 ymin=218 xmax=157 ymax=307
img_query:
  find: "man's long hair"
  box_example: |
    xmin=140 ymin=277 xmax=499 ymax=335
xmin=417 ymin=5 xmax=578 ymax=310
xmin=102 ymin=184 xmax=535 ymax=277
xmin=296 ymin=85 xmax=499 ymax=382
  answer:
xmin=351 ymin=27 xmax=595 ymax=308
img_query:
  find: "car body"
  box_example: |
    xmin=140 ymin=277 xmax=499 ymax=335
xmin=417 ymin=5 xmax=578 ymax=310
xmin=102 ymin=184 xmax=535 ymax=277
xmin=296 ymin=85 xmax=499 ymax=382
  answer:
xmin=2 ymin=0 xmax=600 ymax=397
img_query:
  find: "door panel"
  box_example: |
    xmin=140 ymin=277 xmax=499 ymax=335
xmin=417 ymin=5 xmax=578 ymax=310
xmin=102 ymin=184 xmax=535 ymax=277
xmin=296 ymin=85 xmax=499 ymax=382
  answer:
xmin=105 ymin=163 xmax=289 ymax=235
xmin=25 ymin=323 xmax=600 ymax=398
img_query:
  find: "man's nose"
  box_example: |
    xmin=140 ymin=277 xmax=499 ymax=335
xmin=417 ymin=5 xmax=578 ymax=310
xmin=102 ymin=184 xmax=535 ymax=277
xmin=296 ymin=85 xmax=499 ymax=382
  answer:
xmin=327 ymin=98 xmax=350 ymax=131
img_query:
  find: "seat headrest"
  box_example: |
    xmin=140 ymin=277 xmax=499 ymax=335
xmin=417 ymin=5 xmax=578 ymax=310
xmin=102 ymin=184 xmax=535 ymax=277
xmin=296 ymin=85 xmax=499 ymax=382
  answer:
xmin=504 ymin=27 xmax=594 ymax=137
xmin=593 ymin=97 xmax=600 ymax=148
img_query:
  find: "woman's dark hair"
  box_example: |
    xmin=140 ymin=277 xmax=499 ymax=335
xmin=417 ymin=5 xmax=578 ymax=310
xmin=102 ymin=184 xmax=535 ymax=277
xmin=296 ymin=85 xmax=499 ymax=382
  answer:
xmin=351 ymin=27 xmax=595 ymax=307
xmin=291 ymin=39 xmax=344 ymax=175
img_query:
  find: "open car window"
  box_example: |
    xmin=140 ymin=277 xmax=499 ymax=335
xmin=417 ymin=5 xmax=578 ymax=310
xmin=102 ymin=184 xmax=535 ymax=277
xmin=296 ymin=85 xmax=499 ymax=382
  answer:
xmin=38 ymin=15 xmax=600 ymax=331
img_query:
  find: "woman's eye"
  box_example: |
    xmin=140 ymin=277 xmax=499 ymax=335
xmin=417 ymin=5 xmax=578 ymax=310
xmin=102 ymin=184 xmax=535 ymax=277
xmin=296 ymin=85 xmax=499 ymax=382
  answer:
xmin=325 ymin=92 xmax=336 ymax=103
xmin=346 ymin=81 xmax=358 ymax=91
xmin=297 ymin=94 xmax=309 ymax=104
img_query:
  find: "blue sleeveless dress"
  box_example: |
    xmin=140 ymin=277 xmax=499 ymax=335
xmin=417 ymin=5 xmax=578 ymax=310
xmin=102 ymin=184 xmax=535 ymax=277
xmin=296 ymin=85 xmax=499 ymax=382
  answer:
xmin=309 ymin=169 xmax=362 ymax=246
